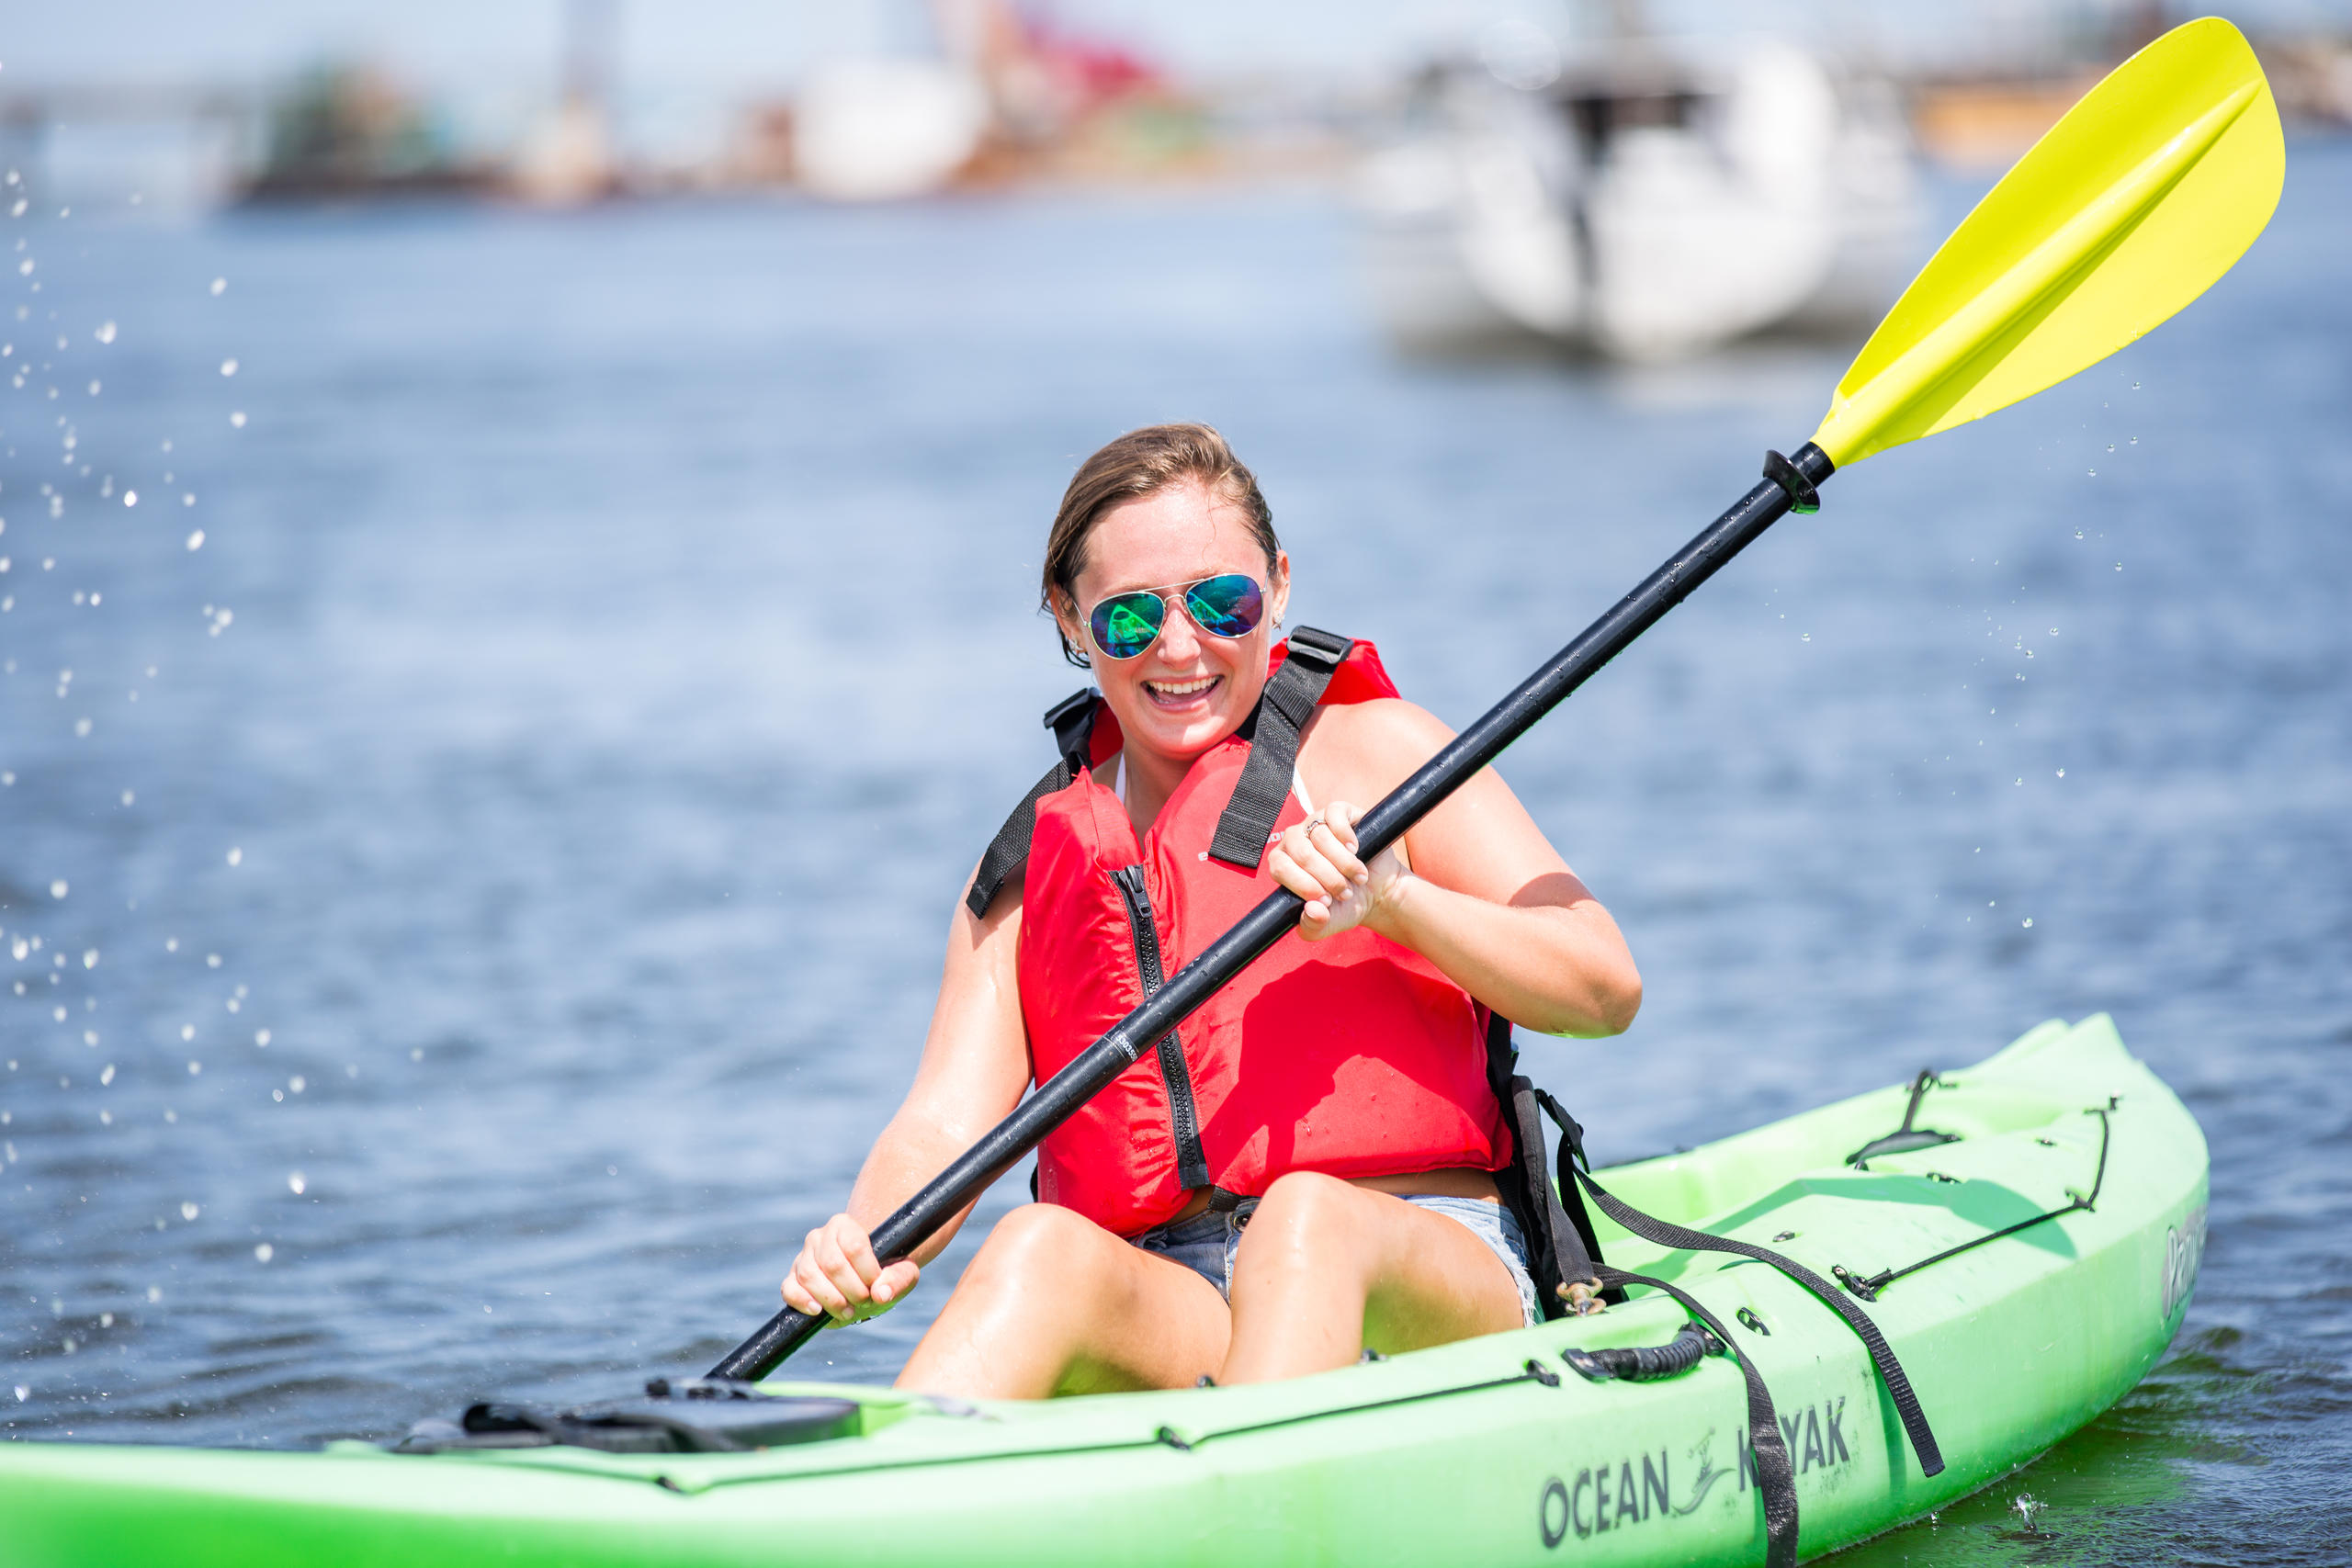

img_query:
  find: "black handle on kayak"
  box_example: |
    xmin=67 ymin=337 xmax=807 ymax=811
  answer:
xmin=711 ymin=443 xmax=1836 ymax=1383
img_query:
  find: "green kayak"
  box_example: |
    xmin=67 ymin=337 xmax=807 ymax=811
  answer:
xmin=0 ymin=1014 xmax=2206 ymax=1566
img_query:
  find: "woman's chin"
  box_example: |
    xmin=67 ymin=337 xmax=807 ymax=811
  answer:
xmin=1124 ymin=698 xmax=1240 ymax=760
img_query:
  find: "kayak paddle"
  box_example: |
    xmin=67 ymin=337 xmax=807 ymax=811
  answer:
xmin=712 ymin=15 xmax=2280 ymax=1382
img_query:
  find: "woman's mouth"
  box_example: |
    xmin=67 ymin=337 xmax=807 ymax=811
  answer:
xmin=1142 ymin=674 xmax=1221 ymax=709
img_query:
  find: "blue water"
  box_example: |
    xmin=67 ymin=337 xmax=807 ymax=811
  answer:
xmin=2 ymin=143 xmax=2348 ymax=1562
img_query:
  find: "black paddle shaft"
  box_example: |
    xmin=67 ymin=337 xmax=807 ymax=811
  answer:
xmin=710 ymin=443 xmax=1835 ymax=1382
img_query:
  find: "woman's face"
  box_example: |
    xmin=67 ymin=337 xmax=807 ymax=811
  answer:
xmin=1057 ymin=479 xmax=1290 ymax=767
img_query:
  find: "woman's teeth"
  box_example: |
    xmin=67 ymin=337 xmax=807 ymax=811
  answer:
xmin=1145 ymin=675 xmax=1219 ymax=701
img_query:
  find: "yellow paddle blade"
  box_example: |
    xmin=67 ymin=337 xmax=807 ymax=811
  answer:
xmin=1812 ymin=16 xmax=2283 ymax=468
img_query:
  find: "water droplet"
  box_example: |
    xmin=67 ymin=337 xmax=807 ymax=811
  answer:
xmin=180 ymin=1201 xmax=198 ymax=1220
xmin=2129 ymin=435 xmax=2138 ymax=445
xmin=147 ymin=1286 xmax=161 ymax=1302
xmin=2087 ymin=469 xmax=2096 ymax=478
xmin=165 ymin=937 xmax=178 ymax=953
xmin=254 ymin=1029 xmax=271 ymax=1046
xmin=288 ymin=1076 xmax=305 ymax=1094
xmin=218 ymin=358 xmax=237 ymax=378
xmin=73 ymin=717 xmax=90 ymax=737
xmin=254 ymin=1243 xmax=273 ymax=1263
xmin=86 ymin=380 xmax=100 ymax=397
xmin=2056 ymin=768 xmax=2065 ymax=778
xmin=95 ymin=321 xmax=116 ymax=345
xmin=229 ymin=411 xmax=246 ymax=429
xmin=47 ymin=880 xmax=65 ymax=899
xmin=2114 ymin=562 xmax=2123 ymax=571
xmin=206 ymin=953 xmax=220 ymax=968
xmin=2130 ymin=381 xmax=2140 ymax=389
xmin=287 ymin=1172 xmax=305 ymax=1195
xmin=209 ymin=277 xmax=227 ymax=296
xmin=121 ymin=490 xmax=135 ymax=507
xmin=120 ymin=789 xmax=133 ymax=807
xmin=225 ymin=846 xmax=242 ymax=867
xmin=180 ymin=1023 xmax=195 ymax=1041
xmin=185 ymin=529 xmax=204 ymax=551
xmin=187 ymin=1060 xmax=201 ymax=1075
xmin=272 ymin=1089 xmax=283 ymax=1102
xmin=1800 ymin=632 xmax=1811 ymax=642
xmin=11 ymin=1386 xmax=23 ymax=1403
xmin=100 ymin=1065 xmax=114 ymax=1085
xmin=2022 ymin=918 xmax=2034 ymax=928
xmin=99 ymin=1313 xmax=112 ymax=1328
xmin=2074 ymin=529 xmax=2084 ymax=539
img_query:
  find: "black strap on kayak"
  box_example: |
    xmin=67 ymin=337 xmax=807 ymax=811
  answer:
xmin=1569 ymin=1165 xmax=1945 ymax=1480
xmin=1845 ymin=1069 xmax=1961 ymax=1168
xmin=1207 ymin=626 xmax=1352 ymax=869
xmin=966 ymin=690 xmax=1099 ymax=919
xmin=1835 ymin=1106 xmax=2113 ymax=1302
xmin=1600 ymin=1267 xmax=1800 ymax=1568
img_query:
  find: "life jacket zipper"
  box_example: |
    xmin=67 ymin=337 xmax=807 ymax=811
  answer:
xmin=1109 ymin=865 xmax=1212 ymax=1193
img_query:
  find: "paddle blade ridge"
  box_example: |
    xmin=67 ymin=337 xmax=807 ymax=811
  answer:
xmin=1812 ymin=16 xmax=2283 ymax=468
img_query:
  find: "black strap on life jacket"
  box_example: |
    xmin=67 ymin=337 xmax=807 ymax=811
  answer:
xmin=965 ymin=689 xmax=1098 ymax=919
xmin=1206 ymin=626 xmax=1352 ymax=869
xmin=965 ymin=628 xmax=1355 ymax=918
xmin=1482 ymin=1014 xmax=1623 ymax=1319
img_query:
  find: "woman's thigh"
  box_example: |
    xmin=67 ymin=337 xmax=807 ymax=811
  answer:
xmin=899 ymin=1203 xmax=1232 ymax=1398
xmin=1228 ymin=1175 xmax=1525 ymax=1366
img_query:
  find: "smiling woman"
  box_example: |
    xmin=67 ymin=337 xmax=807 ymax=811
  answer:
xmin=779 ymin=423 xmax=1642 ymax=1397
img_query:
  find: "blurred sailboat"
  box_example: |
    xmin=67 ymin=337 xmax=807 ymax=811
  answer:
xmin=1357 ymin=23 xmax=1923 ymax=361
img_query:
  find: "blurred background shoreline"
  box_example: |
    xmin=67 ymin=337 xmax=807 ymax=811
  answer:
xmin=6 ymin=2 xmax=2348 ymax=211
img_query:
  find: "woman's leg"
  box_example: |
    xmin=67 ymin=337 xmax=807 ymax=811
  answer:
xmin=896 ymin=1202 xmax=1231 ymax=1399
xmin=1219 ymin=1172 xmax=1525 ymax=1385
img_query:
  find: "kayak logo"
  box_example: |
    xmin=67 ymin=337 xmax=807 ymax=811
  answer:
xmin=1537 ymin=1400 xmax=1854 ymax=1548
xmin=2159 ymin=1203 xmax=2207 ymax=1321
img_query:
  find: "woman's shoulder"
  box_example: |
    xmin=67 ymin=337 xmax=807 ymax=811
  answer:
xmin=1302 ymin=697 xmax=1453 ymax=775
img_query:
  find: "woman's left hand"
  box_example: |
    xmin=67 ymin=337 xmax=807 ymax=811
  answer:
xmin=1268 ymin=801 xmax=1407 ymax=942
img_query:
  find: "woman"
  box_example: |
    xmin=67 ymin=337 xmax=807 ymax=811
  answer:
xmin=784 ymin=423 xmax=1639 ymax=1397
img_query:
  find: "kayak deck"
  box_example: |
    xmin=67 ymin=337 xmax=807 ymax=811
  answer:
xmin=1 ymin=1014 xmax=2208 ymax=1567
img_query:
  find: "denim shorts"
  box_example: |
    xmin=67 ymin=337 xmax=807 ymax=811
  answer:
xmin=1130 ymin=1190 xmax=1541 ymax=1329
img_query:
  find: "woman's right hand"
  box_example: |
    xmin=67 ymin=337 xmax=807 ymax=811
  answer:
xmin=783 ymin=1213 xmax=922 ymax=1325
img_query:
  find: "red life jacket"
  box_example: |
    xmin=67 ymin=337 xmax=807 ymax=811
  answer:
xmin=998 ymin=632 xmax=1509 ymax=1237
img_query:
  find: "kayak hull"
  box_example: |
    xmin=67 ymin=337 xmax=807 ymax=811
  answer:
xmin=0 ymin=1014 xmax=2208 ymax=1566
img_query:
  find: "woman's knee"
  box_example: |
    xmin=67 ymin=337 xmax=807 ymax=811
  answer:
xmin=959 ymin=1202 xmax=1125 ymax=1305
xmin=1238 ymin=1172 xmax=1363 ymax=1266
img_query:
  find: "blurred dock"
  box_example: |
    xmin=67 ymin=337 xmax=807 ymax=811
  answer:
xmin=0 ymin=3 xmax=2345 ymax=214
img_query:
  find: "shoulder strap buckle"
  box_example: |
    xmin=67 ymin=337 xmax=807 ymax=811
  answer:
xmin=1281 ymin=625 xmax=1352 ymax=672
xmin=1043 ymin=688 xmax=1097 ymax=761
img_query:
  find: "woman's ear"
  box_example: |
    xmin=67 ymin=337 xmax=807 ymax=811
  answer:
xmin=1268 ymin=550 xmax=1292 ymax=628
xmin=1052 ymin=591 xmax=1088 ymax=657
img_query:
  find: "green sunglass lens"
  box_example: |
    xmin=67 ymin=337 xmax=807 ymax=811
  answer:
xmin=1184 ymin=574 xmax=1264 ymax=637
xmin=1091 ymin=594 xmax=1166 ymax=660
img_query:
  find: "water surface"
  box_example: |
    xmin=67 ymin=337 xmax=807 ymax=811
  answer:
xmin=3 ymin=146 xmax=2347 ymax=1561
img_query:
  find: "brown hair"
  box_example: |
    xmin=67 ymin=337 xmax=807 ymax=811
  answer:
xmin=1040 ymin=423 xmax=1281 ymax=669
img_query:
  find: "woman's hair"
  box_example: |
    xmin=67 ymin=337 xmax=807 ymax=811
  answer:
xmin=1040 ymin=423 xmax=1281 ymax=669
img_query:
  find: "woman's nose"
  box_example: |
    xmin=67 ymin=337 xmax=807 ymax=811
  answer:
xmin=1157 ymin=595 xmax=1204 ymax=660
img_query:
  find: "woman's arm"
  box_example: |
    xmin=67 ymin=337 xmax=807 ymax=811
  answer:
xmin=784 ymin=876 xmax=1033 ymax=1323
xmin=1278 ymin=699 xmax=1641 ymax=1038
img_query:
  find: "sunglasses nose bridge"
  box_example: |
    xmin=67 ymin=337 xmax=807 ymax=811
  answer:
xmin=1155 ymin=590 xmax=1205 ymax=656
